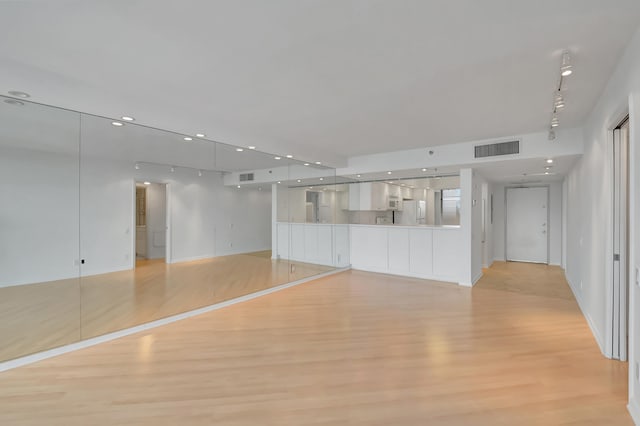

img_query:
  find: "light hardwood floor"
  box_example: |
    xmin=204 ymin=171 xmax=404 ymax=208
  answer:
xmin=0 ymin=252 xmax=332 ymax=361
xmin=0 ymin=263 xmax=631 ymax=425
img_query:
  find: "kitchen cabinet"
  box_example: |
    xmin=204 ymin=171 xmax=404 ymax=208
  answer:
xmin=348 ymin=182 xmax=389 ymax=211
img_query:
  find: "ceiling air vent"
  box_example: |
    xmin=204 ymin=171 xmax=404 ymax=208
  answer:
xmin=474 ymin=140 xmax=520 ymax=158
xmin=239 ymin=173 xmax=254 ymax=182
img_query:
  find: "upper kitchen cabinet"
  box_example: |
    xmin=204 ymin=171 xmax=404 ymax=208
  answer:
xmin=347 ymin=182 xmax=389 ymax=211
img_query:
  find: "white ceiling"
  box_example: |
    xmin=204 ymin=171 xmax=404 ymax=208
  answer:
xmin=1 ymin=1 xmax=639 ymax=167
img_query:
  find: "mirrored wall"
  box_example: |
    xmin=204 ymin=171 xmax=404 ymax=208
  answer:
xmin=342 ymin=175 xmax=461 ymax=226
xmin=0 ymin=96 xmax=342 ymax=361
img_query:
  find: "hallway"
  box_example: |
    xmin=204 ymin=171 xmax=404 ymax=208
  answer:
xmin=0 ymin=265 xmax=631 ymax=425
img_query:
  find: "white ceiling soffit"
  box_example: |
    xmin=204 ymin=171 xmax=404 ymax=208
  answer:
xmin=0 ymin=1 xmax=639 ymax=166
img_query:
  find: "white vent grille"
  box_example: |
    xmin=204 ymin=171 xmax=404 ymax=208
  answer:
xmin=475 ymin=140 xmax=520 ymax=158
xmin=239 ymin=173 xmax=254 ymax=182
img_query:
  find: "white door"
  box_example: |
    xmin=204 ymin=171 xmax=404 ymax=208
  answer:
xmin=506 ymin=187 xmax=548 ymax=263
xmin=612 ymin=118 xmax=629 ymax=361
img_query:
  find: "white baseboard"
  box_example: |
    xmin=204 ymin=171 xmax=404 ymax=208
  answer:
xmin=628 ymin=397 xmax=640 ymax=425
xmin=565 ymin=271 xmax=606 ymax=357
xmin=0 ymin=267 xmax=350 ymax=373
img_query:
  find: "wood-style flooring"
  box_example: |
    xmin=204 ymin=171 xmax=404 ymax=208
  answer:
xmin=0 ymin=252 xmax=332 ymax=361
xmin=0 ymin=262 xmax=631 ymax=425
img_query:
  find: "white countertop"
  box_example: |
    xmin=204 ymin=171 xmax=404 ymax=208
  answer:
xmin=277 ymin=222 xmax=460 ymax=229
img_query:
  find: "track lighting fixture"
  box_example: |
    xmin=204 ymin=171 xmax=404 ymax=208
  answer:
xmin=560 ymin=51 xmax=573 ymax=77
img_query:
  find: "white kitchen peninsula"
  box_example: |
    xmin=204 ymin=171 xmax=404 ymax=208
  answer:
xmin=349 ymin=224 xmax=463 ymax=284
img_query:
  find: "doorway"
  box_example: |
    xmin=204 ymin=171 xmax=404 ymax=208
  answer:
xmin=505 ymin=186 xmax=549 ymax=264
xmin=135 ymin=181 xmax=168 ymax=267
xmin=612 ymin=116 xmax=630 ymax=361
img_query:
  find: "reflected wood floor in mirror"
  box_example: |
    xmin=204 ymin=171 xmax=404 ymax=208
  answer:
xmin=0 ymin=251 xmax=332 ymax=361
xmin=0 ymin=267 xmax=631 ymax=425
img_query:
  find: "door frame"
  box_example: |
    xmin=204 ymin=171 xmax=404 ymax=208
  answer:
xmin=131 ymin=180 xmax=171 ymax=268
xmin=504 ymin=184 xmax=551 ymax=264
xmin=608 ymin=115 xmax=630 ymax=361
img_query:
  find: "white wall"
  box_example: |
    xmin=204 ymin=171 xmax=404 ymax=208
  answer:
xmin=0 ymin=148 xmax=80 ymax=286
xmin=563 ymin=26 xmax=640 ymax=421
xmin=471 ymin=171 xmax=485 ymax=282
xmin=491 ymin=181 xmax=562 ymax=266
xmin=145 ymin=183 xmax=166 ymax=260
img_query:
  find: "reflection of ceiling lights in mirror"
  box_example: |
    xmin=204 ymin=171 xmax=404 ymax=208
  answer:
xmin=183 ymin=137 xmax=192 ymax=141
xmin=170 ymin=166 xmax=175 ymax=172
xmin=315 ymin=162 xmax=321 ymax=165
xmin=8 ymin=90 xmax=30 ymax=98
xmin=237 ymin=185 xmax=241 ymax=189
xmin=121 ymin=116 xmax=135 ymax=121
xmin=274 ymin=156 xmax=281 ymax=160
xmin=319 ymin=178 xmax=324 ymax=181
xmin=4 ymin=98 xmax=24 ymax=106
xmin=422 ymin=168 xmax=427 ymax=172
xmin=236 ymin=148 xmax=243 ymax=152
xmin=286 ymin=155 xmax=293 ymax=158
xmin=356 ymin=174 xmax=361 ymax=178
xmin=304 ymin=163 xmax=309 ymax=166
xmin=277 ymin=181 xmax=281 ymax=184
xmin=144 ymin=181 xmax=151 ymax=185
xmin=248 ymin=146 xmax=256 ymax=150
xmin=112 ymin=121 xmax=123 ymax=126
xmin=135 ymin=163 xmax=140 ymax=170
xmin=547 ymin=159 xmax=553 ymax=164
xmin=195 ymin=133 xmax=205 ymax=138
xmin=198 ymin=170 xmax=202 ymax=177
xmin=387 ymin=171 xmax=392 ymax=175
xmin=297 ymin=179 xmax=301 ymax=183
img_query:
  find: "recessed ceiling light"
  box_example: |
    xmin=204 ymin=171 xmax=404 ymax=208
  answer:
xmin=422 ymin=168 xmax=427 ymax=172
xmin=143 ymin=181 xmax=151 ymax=185
xmin=236 ymin=148 xmax=244 ymax=152
xmin=297 ymin=179 xmax=301 ymax=183
xmin=387 ymin=171 xmax=392 ymax=175
xmin=248 ymin=146 xmax=256 ymax=150
xmin=121 ymin=116 xmax=135 ymax=121
xmin=315 ymin=161 xmax=321 ymax=165
xmin=277 ymin=181 xmax=281 ymax=184
xmin=286 ymin=155 xmax=293 ymax=158
xmin=356 ymin=174 xmax=361 ymax=178
xmin=304 ymin=163 xmax=310 ymax=166
xmin=195 ymin=133 xmax=206 ymax=138
xmin=546 ymin=159 xmax=553 ymax=164
xmin=8 ymin=90 xmax=30 ymax=98
xmin=4 ymin=99 xmax=24 ymax=106
xmin=274 ymin=156 xmax=281 ymax=160
xmin=544 ymin=172 xmax=550 ymax=175
xmin=319 ymin=178 xmax=324 ymax=181
xmin=184 ymin=136 xmax=193 ymax=141
xmin=237 ymin=185 xmax=241 ymax=189
xmin=112 ymin=121 xmax=124 ymax=126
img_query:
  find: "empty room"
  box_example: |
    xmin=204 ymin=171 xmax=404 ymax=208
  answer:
xmin=1 ymin=1 xmax=640 ymax=425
